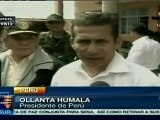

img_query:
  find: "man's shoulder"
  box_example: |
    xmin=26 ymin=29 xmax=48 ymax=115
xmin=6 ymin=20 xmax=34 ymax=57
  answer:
xmin=116 ymin=55 xmax=151 ymax=74
xmin=56 ymin=60 xmax=81 ymax=72
xmin=51 ymin=60 xmax=81 ymax=86
xmin=34 ymin=48 xmax=52 ymax=61
xmin=141 ymin=38 xmax=160 ymax=49
xmin=61 ymin=31 xmax=71 ymax=40
xmin=124 ymin=61 xmax=160 ymax=85
xmin=142 ymin=37 xmax=160 ymax=46
xmin=127 ymin=60 xmax=158 ymax=76
xmin=151 ymin=39 xmax=160 ymax=46
xmin=131 ymin=41 xmax=147 ymax=50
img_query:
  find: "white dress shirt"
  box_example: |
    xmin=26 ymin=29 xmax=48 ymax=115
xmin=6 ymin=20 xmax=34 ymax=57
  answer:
xmin=51 ymin=52 xmax=160 ymax=86
xmin=5 ymin=50 xmax=36 ymax=86
xmin=127 ymin=36 xmax=160 ymax=70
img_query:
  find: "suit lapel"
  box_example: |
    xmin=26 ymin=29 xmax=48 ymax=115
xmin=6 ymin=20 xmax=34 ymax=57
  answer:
xmin=16 ymin=49 xmax=53 ymax=86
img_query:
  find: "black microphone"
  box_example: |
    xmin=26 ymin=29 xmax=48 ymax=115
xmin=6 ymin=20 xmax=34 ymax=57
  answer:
xmin=90 ymin=81 xmax=110 ymax=87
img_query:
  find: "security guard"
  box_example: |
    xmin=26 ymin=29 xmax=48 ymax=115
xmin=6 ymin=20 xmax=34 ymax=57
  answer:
xmin=0 ymin=20 xmax=62 ymax=86
xmin=39 ymin=14 xmax=76 ymax=65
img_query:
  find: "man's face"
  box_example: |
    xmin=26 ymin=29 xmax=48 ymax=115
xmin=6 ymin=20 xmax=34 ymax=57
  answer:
xmin=46 ymin=20 xmax=64 ymax=32
xmin=72 ymin=25 xmax=119 ymax=68
xmin=5 ymin=33 xmax=39 ymax=57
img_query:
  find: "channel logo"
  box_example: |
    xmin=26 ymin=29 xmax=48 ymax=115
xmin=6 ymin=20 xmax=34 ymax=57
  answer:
xmin=0 ymin=92 xmax=14 ymax=115
xmin=0 ymin=95 xmax=13 ymax=109
xmin=0 ymin=16 xmax=15 ymax=26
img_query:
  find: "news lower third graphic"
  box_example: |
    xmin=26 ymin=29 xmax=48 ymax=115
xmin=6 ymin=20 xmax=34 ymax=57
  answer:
xmin=0 ymin=92 xmax=13 ymax=115
xmin=1 ymin=87 xmax=160 ymax=115
xmin=0 ymin=16 xmax=16 ymax=26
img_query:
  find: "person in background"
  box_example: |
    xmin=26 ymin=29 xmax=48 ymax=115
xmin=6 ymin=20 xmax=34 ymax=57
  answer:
xmin=0 ymin=20 xmax=62 ymax=86
xmin=127 ymin=23 xmax=160 ymax=75
xmin=148 ymin=30 xmax=160 ymax=76
xmin=51 ymin=13 xmax=160 ymax=86
xmin=39 ymin=14 xmax=76 ymax=65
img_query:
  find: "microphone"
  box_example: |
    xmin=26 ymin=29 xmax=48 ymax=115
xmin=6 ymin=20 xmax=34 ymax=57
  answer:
xmin=90 ymin=81 xmax=110 ymax=87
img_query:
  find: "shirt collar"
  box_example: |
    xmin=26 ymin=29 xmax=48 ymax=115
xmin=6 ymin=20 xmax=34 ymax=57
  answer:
xmin=76 ymin=52 xmax=129 ymax=76
xmin=104 ymin=52 xmax=129 ymax=73
xmin=7 ymin=49 xmax=37 ymax=64
xmin=133 ymin=36 xmax=149 ymax=45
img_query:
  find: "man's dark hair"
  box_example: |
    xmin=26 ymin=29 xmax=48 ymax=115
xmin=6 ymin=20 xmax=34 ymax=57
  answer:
xmin=131 ymin=23 xmax=149 ymax=36
xmin=71 ymin=12 xmax=118 ymax=41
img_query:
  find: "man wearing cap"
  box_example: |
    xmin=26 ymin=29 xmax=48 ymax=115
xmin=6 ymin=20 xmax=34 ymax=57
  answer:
xmin=0 ymin=20 xmax=62 ymax=86
xmin=39 ymin=14 xmax=76 ymax=65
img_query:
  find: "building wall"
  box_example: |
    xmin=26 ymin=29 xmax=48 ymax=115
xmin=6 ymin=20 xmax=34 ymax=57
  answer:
xmin=68 ymin=1 xmax=160 ymax=41
xmin=119 ymin=1 xmax=160 ymax=41
xmin=119 ymin=1 xmax=159 ymax=31
xmin=74 ymin=1 xmax=101 ymax=18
